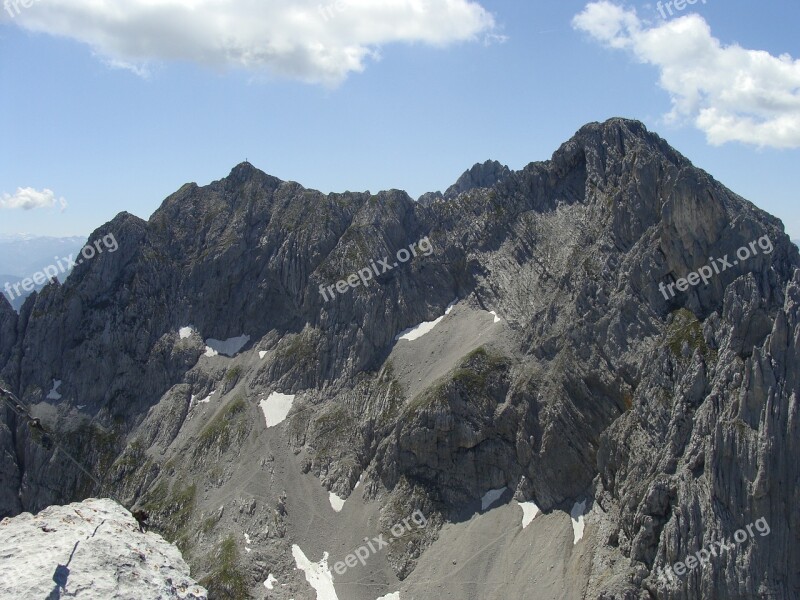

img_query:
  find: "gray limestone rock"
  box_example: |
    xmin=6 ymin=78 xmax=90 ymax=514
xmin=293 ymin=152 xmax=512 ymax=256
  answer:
xmin=1 ymin=118 xmax=798 ymax=599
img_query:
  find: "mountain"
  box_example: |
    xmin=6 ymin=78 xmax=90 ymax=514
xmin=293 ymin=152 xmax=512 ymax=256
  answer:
xmin=418 ymin=159 xmax=511 ymax=206
xmin=0 ymin=233 xmax=38 ymax=243
xmin=0 ymin=118 xmax=798 ymax=600
xmin=0 ymin=498 xmax=207 ymax=599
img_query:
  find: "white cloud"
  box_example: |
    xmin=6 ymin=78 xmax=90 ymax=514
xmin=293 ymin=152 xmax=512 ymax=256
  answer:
xmin=7 ymin=0 xmax=498 ymax=86
xmin=0 ymin=187 xmax=67 ymax=211
xmin=573 ymin=2 xmax=800 ymax=148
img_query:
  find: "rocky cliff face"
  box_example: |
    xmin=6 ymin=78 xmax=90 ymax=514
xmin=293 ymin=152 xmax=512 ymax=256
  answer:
xmin=0 ymin=118 xmax=797 ymax=600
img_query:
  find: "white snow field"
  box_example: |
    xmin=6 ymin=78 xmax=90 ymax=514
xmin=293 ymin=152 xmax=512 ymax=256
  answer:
xmin=259 ymin=392 xmax=295 ymax=428
xmin=519 ymin=501 xmax=540 ymax=528
xmin=395 ymin=300 xmax=457 ymax=341
xmin=204 ymin=334 xmax=251 ymax=357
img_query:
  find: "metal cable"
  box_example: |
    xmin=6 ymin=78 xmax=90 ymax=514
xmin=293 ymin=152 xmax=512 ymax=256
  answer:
xmin=0 ymin=384 xmax=117 ymax=504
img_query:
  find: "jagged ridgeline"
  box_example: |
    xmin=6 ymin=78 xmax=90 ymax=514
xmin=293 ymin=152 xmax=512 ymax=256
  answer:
xmin=1 ymin=118 xmax=798 ymax=600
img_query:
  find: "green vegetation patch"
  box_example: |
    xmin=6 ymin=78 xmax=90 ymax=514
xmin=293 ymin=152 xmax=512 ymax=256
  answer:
xmin=224 ymin=366 xmax=242 ymax=384
xmin=196 ymin=396 xmax=248 ymax=454
xmin=451 ymin=347 xmax=510 ymax=394
xmin=201 ymin=515 xmax=219 ymax=534
xmin=666 ymin=308 xmax=717 ymax=363
xmin=55 ymin=422 xmax=121 ymax=492
xmin=407 ymin=346 xmax=510 ymax=414
xmin=312 ymin=405 xmax=357 ymax=461
xmin=108 ymin=439 xmax=155 ymax=491
xmin=277 ymin=330 xmax=318 ymax=364
xmin=200 ymin=535 xmax=248 ymax=600
xmin=142 ymin=480 xmax=197 ymax=554
xmin=114 ymin=439 xmax=146 ymax=471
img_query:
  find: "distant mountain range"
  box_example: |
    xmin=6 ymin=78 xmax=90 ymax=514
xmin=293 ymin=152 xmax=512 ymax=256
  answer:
xmin=0 ymin=233 xmax=40 ymax=243
xmin=0 ymin=235 xmax=86 ymax=310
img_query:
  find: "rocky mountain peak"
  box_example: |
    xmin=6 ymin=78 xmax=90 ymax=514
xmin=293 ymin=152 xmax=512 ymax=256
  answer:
xmin=444 ymin=159 xmax=511 ymax=199
xmin=1 ymin=118 xmax=798 ymax=599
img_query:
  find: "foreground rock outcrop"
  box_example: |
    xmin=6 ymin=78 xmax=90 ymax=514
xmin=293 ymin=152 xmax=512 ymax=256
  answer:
xmin=0 ymin=498 xmax=207 ymax=599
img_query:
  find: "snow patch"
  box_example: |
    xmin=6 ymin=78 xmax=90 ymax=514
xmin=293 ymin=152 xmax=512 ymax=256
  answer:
xmin=46 ymin=379 xmax=62 ymax=400
xmin=481 ymin=487 xmax=507 ymax=511
xmin=191 ymin=391 xmax=214 ymax=409
xmin=264 ymin=574 xmax=278 ymax=590
xmin=259 ymin=392 xmax=295 ymax=428
xmin=571 ymin=500 xmax=588 ymax=545
xmin=488 ymin=310 xmax=501 ymax=323
xmin=292 ymin=545 xmax=338 ymax=600
xmin=376 ymin=593 xmax=400 ymax=600
xmin=204 ymin=334 xmax=251 ymax=357
xmin=396 ymin=317 xmax=444 ymax=342
xmin=519 ymin=501 xmax=540 ymax=529
xmin=244 ymin=533 xmax=251 ymax=545
xmin=329 ymin=492 xmax=346 ymax=512
xmin=179 ymin=326 xmax=195 ymax=340
xmin=259 ymin=351 xmax=268 ymax=359
xmin=395 ymin=299 xmax=457 ymax=342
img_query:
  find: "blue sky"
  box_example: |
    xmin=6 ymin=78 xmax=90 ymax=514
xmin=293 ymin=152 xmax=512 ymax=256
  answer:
xmin=1 ymin=0 xmax=798 ymax=239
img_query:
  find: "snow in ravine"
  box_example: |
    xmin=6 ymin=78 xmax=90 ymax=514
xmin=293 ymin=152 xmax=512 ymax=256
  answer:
xmin=519 ymin=501 xmax=540 ymax=529
xmin=571 ymin=500 xmax=588 ymax=544
xmin=329 ymin=492 xmax=346 ymax=512
xmin=204 ymin=334 xmax=251 ymax=357
xmin=259 ymin=392 xmax=295 ymax=428
xmin=189 ymin=391 xmax=215 ymax=412
xmin=481 ymin=488 xmax=507 ymax=511
xmin=395 ymin=300 xmax=456 ymax=341
xmin=291 ymin=545 xmax=338 ymax=600
xmin=46 ymin=379 xmax=62 ymax=400
xmin=264 ymin=574 xmax=278 ymax=590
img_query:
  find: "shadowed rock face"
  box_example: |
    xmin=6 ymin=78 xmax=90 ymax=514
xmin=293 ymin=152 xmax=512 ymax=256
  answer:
xmin=0 ymin=118 xmax=798 ymax=599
